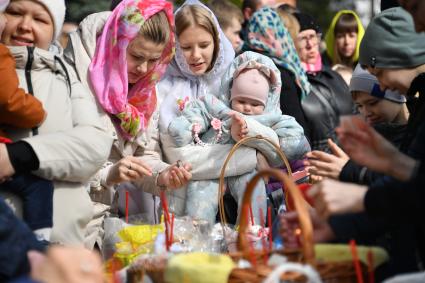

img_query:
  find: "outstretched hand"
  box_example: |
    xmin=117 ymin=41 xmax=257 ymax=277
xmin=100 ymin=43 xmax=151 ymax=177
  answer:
xmin=337 ymin=116 xmax=400 ymax=176
xmin=158 ymin=161 xmax=192 ymax=189
xmin=305 ymin=139 xmax=349 ymax=180
xmin=230 ymin=113 xmax=248 ymax=142
xmin=307 ymin=179 xmax=367 ymax=219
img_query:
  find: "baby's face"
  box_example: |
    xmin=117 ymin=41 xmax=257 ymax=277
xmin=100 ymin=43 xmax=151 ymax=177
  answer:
xmin=231 ymin=97 xmax=265 ymax=115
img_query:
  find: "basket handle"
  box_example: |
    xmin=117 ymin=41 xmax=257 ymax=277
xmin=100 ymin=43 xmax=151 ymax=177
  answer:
xmin=218 ymin=136 xmax=293 ymax=225
xmin=238 ymin=169 xmax=315 ymax=264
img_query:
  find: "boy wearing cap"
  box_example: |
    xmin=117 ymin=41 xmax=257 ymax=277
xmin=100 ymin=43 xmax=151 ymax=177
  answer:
xmin=168 ymin=51 xmax=309 ymax=224
xmin=306 ymin=64 xmax=409 ymax=184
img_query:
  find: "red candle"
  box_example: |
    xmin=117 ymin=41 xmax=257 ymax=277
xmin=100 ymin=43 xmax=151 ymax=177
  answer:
xmin=350 ymin=239 xmax=364 ymax=283
xmin=159 ymin=191 xmax=171 ymax=250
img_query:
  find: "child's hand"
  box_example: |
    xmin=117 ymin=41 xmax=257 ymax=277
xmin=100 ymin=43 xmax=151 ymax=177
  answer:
xmin=0 ymin=14 xmax=7 ymax=38
xmin=230 ymin=114 xmax=248 ymax=142
xmin=157 ymin=161 xmax=192 ymax=189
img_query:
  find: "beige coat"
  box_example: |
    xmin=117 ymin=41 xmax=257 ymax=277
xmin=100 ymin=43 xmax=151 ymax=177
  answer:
xmin=1 ymin=45 xmax=113 ymax=245
xmin=64 ymin=12 xmax=170 ymax=249
xmin=65 ymin=12 xmax=169 ymax=196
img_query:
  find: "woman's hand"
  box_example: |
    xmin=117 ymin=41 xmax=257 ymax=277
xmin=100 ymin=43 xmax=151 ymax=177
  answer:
xmin=0 ymin=143 xmax=15 ymax=183
xmin=280 ymin=209 xmax=335 ymax=249
xmin=305 ymin=139 xmax=349 ymax=180
xmin=157 ymin=161 xmax=192 ymax=189
xmin=29 ymin=246 xmax=104 ymax=283
xmin=106 ymin=156 xmax=152 ymax=186
xmin=231 ymin=114 xmax=248 ymax=142
xmin=307 ymin=179 xmax=367 ymax=219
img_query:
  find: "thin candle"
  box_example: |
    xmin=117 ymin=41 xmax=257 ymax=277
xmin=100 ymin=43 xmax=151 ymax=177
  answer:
xmin=350 ymin=239 xmax=364 ymax=283
xmin=160 ymin=191 xmax=170 ymax=250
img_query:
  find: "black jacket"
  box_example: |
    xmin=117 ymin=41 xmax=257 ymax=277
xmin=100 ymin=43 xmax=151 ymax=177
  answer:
xmin=364 ymin=73 xmax=425 ymax=264
xmin=329 ymin=73 xmax=425 ymax=275
xmin=301 ymin=68 xmax=354 ymax=152
xmin=278 ymin=67 xmax=310 ymax=136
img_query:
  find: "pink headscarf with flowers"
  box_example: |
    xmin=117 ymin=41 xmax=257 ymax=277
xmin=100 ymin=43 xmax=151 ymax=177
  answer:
xmin=89 ymin=0 xmax=175 ymax=140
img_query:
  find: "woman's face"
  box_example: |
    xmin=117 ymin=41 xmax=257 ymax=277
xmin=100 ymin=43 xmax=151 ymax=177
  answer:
xmin=296 ymin=29 xmax=320 ymax=64
xmin=353 ymin=91 xmax=403 ymax=125
xmin=178 ymin=25 xmax=215 ymax=75
xmin=1 ymin=0 xmax=54 ymax=50
xmin=126 ymin=34 xmax=165 ymax=84
xmin=335 ymin=31 xmax=357 ymax=59
xmin=367 ymin=67 xmax=416 ymax=94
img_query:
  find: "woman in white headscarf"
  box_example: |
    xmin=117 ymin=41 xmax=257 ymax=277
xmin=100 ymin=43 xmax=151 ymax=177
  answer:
xmin=158 ymin=0 xmax=260 ymax=215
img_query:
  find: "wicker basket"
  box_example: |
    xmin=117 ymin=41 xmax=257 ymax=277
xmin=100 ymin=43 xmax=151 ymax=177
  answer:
xmin=227 ymin=168 xmax=366 ymax=283
xmin=216 ymin=136 xmax=365 ymax=282
xmin=218 ymin=135 xmax=296 ymax=226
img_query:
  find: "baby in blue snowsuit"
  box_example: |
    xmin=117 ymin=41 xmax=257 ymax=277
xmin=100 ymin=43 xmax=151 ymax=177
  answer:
xmin=168 ymin=51 xmax=310 ymax=224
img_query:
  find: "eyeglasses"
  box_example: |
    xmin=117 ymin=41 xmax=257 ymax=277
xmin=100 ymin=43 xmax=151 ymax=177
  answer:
xmin=296 ymin=33 xmax=321 ymax=49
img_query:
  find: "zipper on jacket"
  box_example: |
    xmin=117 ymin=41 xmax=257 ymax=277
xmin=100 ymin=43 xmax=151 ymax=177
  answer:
xmin=25 ymin=46 xmax=38 ymax=136
xmin=54 ymin=56 xmax=72 ymax=94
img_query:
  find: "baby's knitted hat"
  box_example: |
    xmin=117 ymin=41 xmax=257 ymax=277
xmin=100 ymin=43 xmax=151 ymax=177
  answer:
xmin=230 ymin=69 xmax=270 ymax=106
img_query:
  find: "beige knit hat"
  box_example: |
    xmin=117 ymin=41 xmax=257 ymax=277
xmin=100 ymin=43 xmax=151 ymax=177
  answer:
xmin=230 ymin=69 xmax=270 ymax=106
xmin=32 ymin=0 xmax=66 ymax=40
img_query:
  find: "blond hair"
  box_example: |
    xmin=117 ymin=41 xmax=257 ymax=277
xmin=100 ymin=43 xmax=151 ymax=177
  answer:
xmin=175 ymin=5 xmax=219 ymax=71
xmin=139 ymin=11 xmax=170 ymax=45
xmin=208 ymin=0 xmax=243 ymax=30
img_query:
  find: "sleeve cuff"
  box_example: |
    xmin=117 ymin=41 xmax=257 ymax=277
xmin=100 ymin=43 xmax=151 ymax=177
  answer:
xmin=6 ymin=141 xmax=39 ymax=174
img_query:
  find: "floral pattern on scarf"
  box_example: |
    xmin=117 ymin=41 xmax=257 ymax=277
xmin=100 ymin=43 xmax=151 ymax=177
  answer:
xmin=89 ymin=0 xmax=175 ymax=140
xmin=245 ymin=7 xmax=311 ymax=100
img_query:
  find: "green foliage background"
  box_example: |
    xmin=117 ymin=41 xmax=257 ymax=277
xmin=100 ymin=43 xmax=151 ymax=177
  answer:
xmin=65 ymin=0 xmax=110 ymax=23
xmin=65 ymin=0 xmax=353 ymax=34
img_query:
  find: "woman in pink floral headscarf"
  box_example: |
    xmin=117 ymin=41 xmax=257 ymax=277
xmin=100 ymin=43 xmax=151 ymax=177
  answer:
xmin=65 ymin=0 xmax=192 ymax=246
